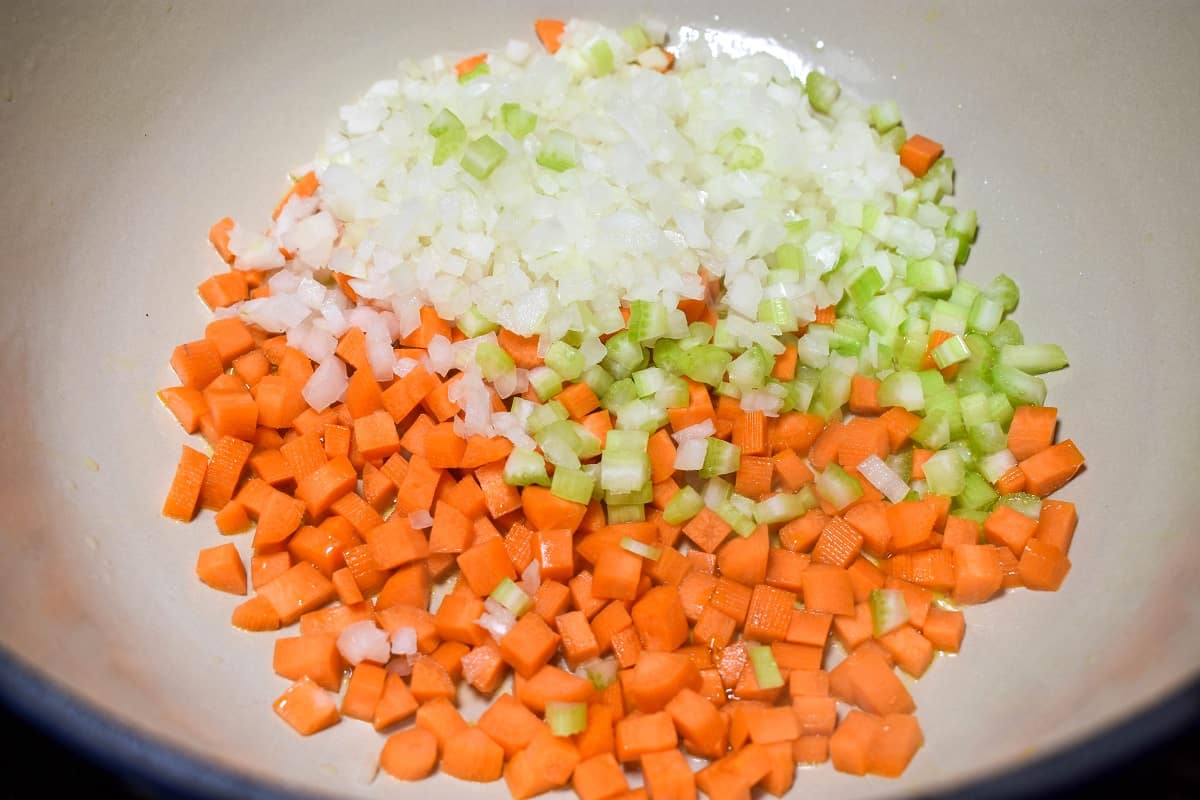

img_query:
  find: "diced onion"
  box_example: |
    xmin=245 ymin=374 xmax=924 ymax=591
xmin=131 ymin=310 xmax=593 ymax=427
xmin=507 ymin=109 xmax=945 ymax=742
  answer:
xmin=856 ymin=454 xmax=911 ymax=504
xmin=337 ymin=620 xmax=391 ymax=665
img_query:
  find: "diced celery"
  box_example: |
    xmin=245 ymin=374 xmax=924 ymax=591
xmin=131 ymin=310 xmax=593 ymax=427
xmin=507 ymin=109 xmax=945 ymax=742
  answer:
xmin=711 ymin=319 xmax=740 ymax=352
xmin=989 ymin=319 xmax=1024 ymax=349
xmin=831 ymin=318 xmax=870 ymax=356
xmin=959 ymin=392 xmax=992 ymax=427
xmin=805 ymin=70 xmax=840 ymax=114
xmin=968 ymin=294 xmax=1004 ymax=334
xmin=775 ymin=242 xmax=805 ymax=272
xmin=998 ymin=492 xmax=1042 ymax=519
xmin=475 ymin=341 xmax=515 ymax=380
xmin=906 ymin=258 xmax=955 ymax=295
xmin=880 ymin=124 xmax=907 ymax=154
xmin=500 ymin=102 xmax=538 ymax=139
xmin=602 ymin=331 xmax=647 ymax=379
xmin=628 ymin=300 xmax=668 ymax=343
xmin=885 ymin=450 xmax=913 ymax=483
xmin=988 ymin=392 xmax=1015 ymax=427
xmin=632 ymin=366 xmax=667 ymax=397
xmin=957 ymin=471 xmax=999 ymax=511
xmin=546 ymin=701 xmax=588 ymax=737
xmin=606 ymin=429 xmax=649 ymax=452
xmin=715 ymin=128 xmax=746 ymax=159
xmin=931 ymin=334 xmax=970 ymax=369
xmin=728 ymin=143 xmax=764 ymax=170
xmin=715 ymin=499 xmax=756 ymax=537
xmin=991 ymin=364 xmax=1047 ymax=407
xmin=429 ymin=108 xmax=465 ymax=138
xmin=456 ymin=305 xmax=498 ymax=337
xmin=809 ymin=364 xmax=853 ymax=418
xmin=490 ymin=578 xmax=532 ymax=617
xmin=967 ymin=422 xmax=1007 ymax=456
xmin=748 ymin=645 xmax=784 ymax=689
xmin=862 ymin=294 xmax=906 ymax=336
xmin=700 ymin=438 xmax=741 ymax=479
xmin=526 ymin=401 xmax=568 ymax=435
xmin=621 ymin=536 xmax=662 ymax=561
xmin=922 ymin=450 xmax=966 ymax=496
xmin=869 ymin=99 xmax=902 ymax=132
xmin=605 ymin=483 xmax=653 ymax=506
xmin=928 ymin=300 xmax=969 ymax=336
xmin=544 ymin=342 xmax=585 ymax=381
xmin=753 ymin=492 xmax=813 ymax=525
xmin=998 ymin=344 xmax=1069 ymax=375
xmin=606 ymin=502 xmax=646 ymax=524
xmin=758 ymin=297 xmax=797 ymax=330
xmin=985 ymin=274 xmax=1020 ymax=312
xmin=684 ymin=321 xmax=715 ymax=348
xmin=614 ymin=398 xmax=669 ymax=433
xmin=869 ymin=588 xmax=909 ymax=637
xmin=550 ymin=461 xmax=595 ymax=503
xmin=848 ymin=266 xmax=885 ymax=309
xmin=702 ymin=476 xmax=733 ymax=509
xmin=654 ymin=376 xmax=690 ymax=408
xmin=664 ymin=485 xmax=705 ymax=525
xmin=503 ymin=448 xmax=551 ymax=487
xmin=458 ymin=61 xmax=490 ymax=83
xmin=978 ymin=448 xmax=1018 ymax=484
xmin=878 ymin=370 xmax=924 ymax=411
xmin=948 ymin=280 xmax=981 ymax=310
xmin=683 ymin=344 xmax=733 ymax=387
xmin=461 ymin=135 xmax=507 ymax=180
xmin=537 ymin=422 xmax=582 ymax=468
xmin=537 ymin=129 xmax=578 ymax=172
xmin=911 ymin=409 xmax=951 ymax=450
xmin=582 ymin=365 xmax=615 ymax=398
xmin=620 ymin=24 xmax=651 ymax=52
xmin=727 ymin=344 xmax=773 ymax=391
xmin=815 ymin=463 xmax=863 ymax=511
xmin=924 ymin=390 xmax=964 ymax=440
xmin=652 ymin=338 xmax=688 ymax=375
xmin=528 ymin=365 xmax=564 ymax=401
xmin=587 ymin=39 xmax=614 ymax=76
xmin=599 ymin=449 xmax=650 ymax=493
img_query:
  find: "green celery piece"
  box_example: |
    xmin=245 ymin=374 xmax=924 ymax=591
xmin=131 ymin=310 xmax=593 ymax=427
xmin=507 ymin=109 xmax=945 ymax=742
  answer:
xmin=461 ymin=135 xmax=507 ymax=180
xmin=501 ymin=102 xmax=538 ymax=139
xmin=806 ymin=70 xmax=841 ymax=114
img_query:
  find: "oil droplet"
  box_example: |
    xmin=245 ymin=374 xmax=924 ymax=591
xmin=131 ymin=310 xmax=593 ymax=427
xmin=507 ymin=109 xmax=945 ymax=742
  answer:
xmin=815 ymin=40 xmax=825 ymax=50
xmin=84 ymin=457 xmax=100 ymax=472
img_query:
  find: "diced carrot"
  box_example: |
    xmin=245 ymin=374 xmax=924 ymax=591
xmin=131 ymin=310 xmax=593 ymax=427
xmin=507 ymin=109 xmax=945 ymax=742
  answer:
xmin=630 ymin=585 xmax=689 ymax=652
xmin=557 ymin=610 xmax=601 ymax=669
xmin=1018 ymin=538 xmax=1072 ymax=590
xmin=828 ymin=642 xmax=914 ymax=716
xmin=766 ymin=412 xmax=825 ymax=454
xmin=1035 ymin=498 xmax=1077 ymax=554
xmin=832 ymin=603 xmax=873 ymax=652
xmin=251 ymin=551 xmax=291 ymax=590
xmin=1019 ymin=439 xmax=1085 ymax=497
xmin=771 ymin=344 xmax=798 ymax=381
xmin=537 ymin=527 xmax=576 ymax=582
xmin=208 ymin=217 xmax=235 ymax=262
xmin=500 ymin=612 xmax=562 ymax=678
xmin=516 ymin=664 xmax=595 ymax=714
xmin=921 ymin=606 xmax=966 ymax=653
xmin=379 ymin=728 xmax=438 ymax=782
xmin=811 ymin=516 xmax=865 ymax=569
xmin=628 ymin=651 xmax=701 ymax=713
xmin=534 ymin=18 xmax=567 ymax=53
xmin=886 ymin=499 xmax=938 ymax=552
xmin=504 ymin=728 xmax=580 ymax=799
xmin=457 ymin=536 xmax=517 ymax=596
xmin=254 ymin=375 xmax=309 ymax=429
xmin=615 ymin=711 xmax=677 ymax=762
xmin=341 ymin=662 xmax=387 ymax=722
xmin=523 ymin=485 xmax=588 ymax=533
xmin=837 ymin=417 xmax=890 ymax=468
xmin=272 ymin=633 xmax=343 ymax=692
xmin=878 ymin=624 xmax=935 ymax=678
xmin=158 ymin=386 xmax=208 ymax=434
xmin=829 ymin=709 xmax=884 ymax=775
xmin=251 ymin=488 xmax=306 ymax=551
xmin=171 ymin=339 xmax=224 ymax=390
xmin=195 ymin=542 xmax=247 ymax=595
xmin=848 ymin=374 xmax=884 ymax=416
xmin=298 ymin=601 xmax=373 ymax=637
xmin=682 ymin=507 xmax=733 ymax=554
xmin=460 ymin=435 xmax=515 ymax=469
xmin=641 ymin=747 xmax=695 ymax=799
xmin=454 ymin=52 xmax=488 ymax=78
xmin=231 ymin=593 xmax=280 ymax=632
xmin=878 ymin=406 xmax=923 ymax=449
xmin=214 ymin=499 xmax=252 ymax=535
xmin=952 ymin=544 xmax=1003 ymax=604
xmin=899 ymin=134 xmax=944 ymax=177
xmin=413 ymin=695 xmax=466 ymax=746
xmin=785 ymin=608 xmax=833 ymax=648
xmin=983 ymin=503 xmax=1039 ymax=556
xmin=273 ymin=676 xmax=340 ymax=736
xmin=1007 ymin=405 xmax=1058 ymax=461
xmin=441 ymin=726 xmax=505 ymax=783
xmin=162 ymin=445 xmax=208 ymax=522
xmin=256 ymin=562 xmax=336 ymax=625
xmin=800 ymin=564 xmax=855 ymax=617
xmin=573 ymin=753 xmax=629 ymax=800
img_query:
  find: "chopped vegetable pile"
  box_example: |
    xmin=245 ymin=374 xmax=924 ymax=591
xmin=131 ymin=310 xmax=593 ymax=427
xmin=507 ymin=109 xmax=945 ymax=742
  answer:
xmin=160 ymin=16 xmax=1085 ymax=798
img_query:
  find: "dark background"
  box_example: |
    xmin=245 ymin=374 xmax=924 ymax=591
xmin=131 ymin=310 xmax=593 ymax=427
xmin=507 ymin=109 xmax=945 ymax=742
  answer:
xmin=0 ymin=699 xmax=1196 ymax=799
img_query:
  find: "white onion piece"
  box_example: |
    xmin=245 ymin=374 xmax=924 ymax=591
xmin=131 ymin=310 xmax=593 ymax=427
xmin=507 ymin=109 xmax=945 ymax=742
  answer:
xmin=337 ymin=620 xmax=391 ymax=665
xmin=857 ymin=454 xmax=912 ymax=504
xmin=425 ymin=335 xmax=454 ymax=376
xmin=674 ymin=437 xmax=708 ymax=471
xmin=393 ymin=357 xmax=419 ymax=377
xmin=390 ymin=627 xmax=419 ymax=656
xmin=521 ymin=559 xmax=541 ymax=595
xmin=739 ymin=390 xmax=784 ymax=417
xmin=385 ymin=657 xmax=413 ymax=677
xmin=671 ymin=419 xmax=716 ymax=444
xmin=408 ymin=510 xmax=434 ymax=530
xmin=227 ymin=223 xmax=285 ymax=271
xmin=476 ymin=599 xmax=517 ymax=640
xmin=301 ymin=355 xmax=349 ymax=412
